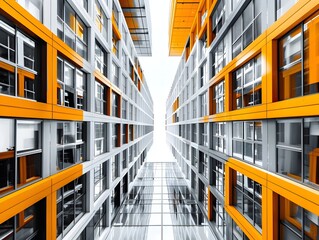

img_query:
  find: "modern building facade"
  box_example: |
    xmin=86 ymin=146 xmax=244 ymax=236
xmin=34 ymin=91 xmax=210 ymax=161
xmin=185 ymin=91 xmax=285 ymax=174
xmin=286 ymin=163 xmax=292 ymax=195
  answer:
xmin=166 ymin=0 xmax=319 ymax=239
xmin=0 ymin=0 xmax=154 ymax=239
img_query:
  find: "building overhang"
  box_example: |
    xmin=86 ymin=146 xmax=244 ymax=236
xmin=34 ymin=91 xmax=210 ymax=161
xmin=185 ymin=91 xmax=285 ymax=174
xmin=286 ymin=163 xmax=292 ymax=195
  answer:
xmin=168 ymin=0 xmax=200 ymax=56
xmin=119 ymin=0 xmax=152 ymax=56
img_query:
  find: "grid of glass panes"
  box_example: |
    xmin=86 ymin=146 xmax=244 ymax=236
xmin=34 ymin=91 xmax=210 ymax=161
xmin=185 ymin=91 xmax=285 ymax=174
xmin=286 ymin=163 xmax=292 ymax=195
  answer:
xmin=233 ymin=172 xmax=262 ymax=232
xmin=212 ymin=122 xmax=226 ymax=153
xmin=232 ymin=121 xmax=262 ymax=166
xmin=57 ymin=122 xmax=85 ymax=170
xmin=214 ymin=199 xmax=226 ymax=238
xmin=57 ymin=175 xmax=86 ymax=238
xmin=57 ymin=0 xmax=87 ymax=58
xmin=212 ymin=0 xmax=225 ymax=35
xmin=212 ymin=158 xmax=225 ymax=195
xmin=95 ymin=81 xmax=106 ymax=114
xmin=214 ymin=80 xmax=225 ymax=114
xmin=57 ymin=58 xmax=86 ymax=109
xmin=233 ymin=54 xmax=262 ymax=109
xmin=94 ymin=161 xmax=108 ymax=200
xmin=94 ymin=122 xmax=107 ymax=156
xmin=232 ymin=0 xmax=262 ymax=58
xmin=95 ymin=41 xmax=107 ymax=76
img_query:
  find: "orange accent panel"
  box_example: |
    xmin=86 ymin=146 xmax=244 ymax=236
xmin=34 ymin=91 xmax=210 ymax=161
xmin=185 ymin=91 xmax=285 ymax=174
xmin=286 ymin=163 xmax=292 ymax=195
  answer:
xmin=52 ymin=35 xmax=83 ymax=68
xmin=0 ymin=178 xmax=51 ymax=223
xmin=51 ymin=164 xmax=83 ymax=191
xmin=52 ymin=105 xmax=83 ymax=121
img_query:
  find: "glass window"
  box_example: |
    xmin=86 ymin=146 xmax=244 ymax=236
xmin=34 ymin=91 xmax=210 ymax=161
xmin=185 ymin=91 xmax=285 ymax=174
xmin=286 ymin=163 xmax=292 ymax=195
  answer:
xmin=212 ymin=0 xmax=225 ymax=36
xmin=212 ymin=122 xmax=226 ymax=154
xmin=94 ymin=123 xmax=107 ymax=156
xmin=57 ymin=58 xmax=86 ymax=110
xmin=279 ymin=14 xmax=319 ymax=101
xmin=57 ymin=175 xmax=86 ymax=238
xmin=279 ymin=196 xmax=319 ymax=240
xmin=122 ymin=99 xmax=127 ymax=119
xmin=233 ymin=121 xmax=263 ymax=166
xmin=94 ymin=161 xmax=108 ymax=200
xmin=95 ymin=81 xmax=106 ymax=114
xmin=276 ymin=0 xmax=297 ymax=19
xmin=233 ymin=54 xmax=262 ymax=109
xmin=95 ymin=0 xmax=108 ymax=39
xmin=112 ymin=123 xmax=120 ymax=148
xmin=95 ymin=41 xmax=107 ymax=76
xmin=214 ymin=81 xmax=225 ymax=114
xmin=57 ymin=122 xmax=85 ymax=170
xmin=0 ymin=20 xmax=44 ymax=100
xmin=112 ymin=62 xmax=119 ymax=87
xmin=199 ymin=62 xmax=207 ymax=88
xmin=17 ymin=0 xmax=43 ymax=22
xmin=57 ymin=0 xmax=87 ymax=58
xmin=112 ymin=92 xmax=120 ymax=117
xmin=233 ymin=172 xmax=262 ymax=232
xmin=232 ymin=0 xmax=262 ymax=58
xmin=200 ymin=91 xmax=207 ymax=116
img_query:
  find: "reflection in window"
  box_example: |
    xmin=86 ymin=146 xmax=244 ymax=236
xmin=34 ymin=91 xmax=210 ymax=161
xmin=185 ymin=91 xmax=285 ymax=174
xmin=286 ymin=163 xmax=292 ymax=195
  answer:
xmin=213 ymin=199 xmax=226 ymax=238
xmin=57 ymin=0 xmax=87 ymax=58
xmin=233 ymin=172 xmax=262 ymax=232
xmin=112 ymin=92 xmax=120 ymax=117
xmin=95 ymin=81 xmax=107 ymax=115
xmin=278 ymin=15 xmax=319 ymax=101
xmin=212 ymin=159 xmax=225 ymax=195
xmin=276 ymin=0 xmax=297 ymax=19
xmin=57 ymin=57 xmax=86 ymax=110
xmin=95 ymin=0 xmax=107 ymax=39
xmin=233 ymin=54 xmax=262 ymax=109
xmin=212 ymin=0 xmax=225 ymax=36
xmin=57 ymin=122 xmax=86 ymax=170
xmin=57 ymin=176 xmax=86 ymax=238
xmin=214 ymin=81 xmax=225 ymax=114
xmin=279 ymin=196 xmax=319 ymax=239
xmin=94 ymin=161 xmax=108 ymax=200
xmin=233 ymin=121 xmax=262 ymax=166
xmin=212 ymin=122 xmax=226 ymax=154
xmin=0 ymin=199 xmax=46 ymax=239
xmin=232 ymin=0 xmax=262 ymax=58
xmin=0 ymin=19 xmax=44 ymax=101
xmin=95 ymin=41 xmax=108 ymax=77
xmin=94 ymin=122 xmax=107 ymax=156
xmin=276 ymin=119 xmax=302 ymax=179
xmin=277 ymin=118 xmax=319 ymax=189
xmin=17 ymin=0 xmax=43 ymax=22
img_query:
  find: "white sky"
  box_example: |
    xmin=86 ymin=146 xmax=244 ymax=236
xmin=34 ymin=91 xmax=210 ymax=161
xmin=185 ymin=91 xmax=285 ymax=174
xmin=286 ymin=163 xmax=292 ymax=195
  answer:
xmin=140 ymin=0 xmax=180 ymax=150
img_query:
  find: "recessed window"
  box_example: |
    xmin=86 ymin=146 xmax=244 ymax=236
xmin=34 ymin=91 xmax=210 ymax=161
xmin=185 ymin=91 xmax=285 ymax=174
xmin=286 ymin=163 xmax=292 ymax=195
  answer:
xmin=57 ymin=122 xmax=86 ymax=170
xmin=232 ymin=121 xmax=262 ymax=166
xmin=17 ymin=0 xmax=43 ymax=22
xmin=0 ymin=20 xmax=45 ymax=101
xmin=57 ymin=57 xmax=86 ymax=110
xmin=213 ymin=80 xmax=225 ymax=114
xmin=57 ymin=175 xmax=86 ymax=238
xmin=94 ymin=122 xmax=107 ymax=156
xmin=95 ymin=41 xmax=108 ymax=77
xmin=232 ymin=0 xmax=262 ymax=58
xmin=57 ymin=0 xmax=88 ymax=58
xmin=233 ymin=172 xmax=262 ymax=232
xmin=233 ymin=54 xmax=262 ymax=109
xmin=212 ymin=122 xmax=226 ymax=154
xmin=94 ymin=161 xmax=108 ymax=200
xmin=278 ymin=14 xmax=319 ymax=101
xmin=95 ymin=81 xmax=107 ymax=115
xmin=95 ymin=0 xmax=108 ymax=39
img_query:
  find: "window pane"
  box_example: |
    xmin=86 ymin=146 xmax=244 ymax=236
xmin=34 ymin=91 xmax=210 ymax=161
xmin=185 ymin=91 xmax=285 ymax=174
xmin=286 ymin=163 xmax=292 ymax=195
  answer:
xmin=17 ymin=120 xmax=41 ymax=152
xmin=277 ymin=148 xmax=302 ymax=179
